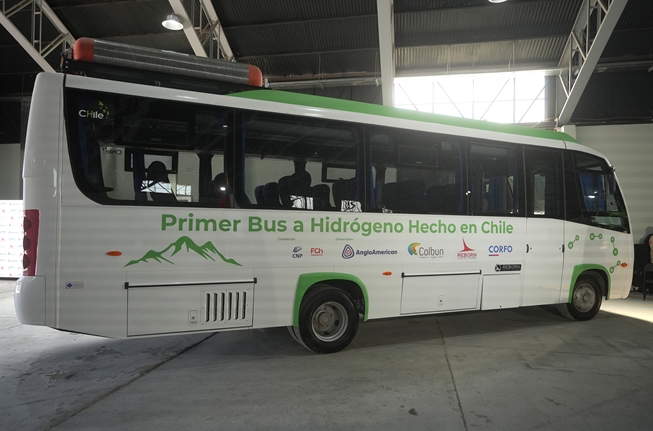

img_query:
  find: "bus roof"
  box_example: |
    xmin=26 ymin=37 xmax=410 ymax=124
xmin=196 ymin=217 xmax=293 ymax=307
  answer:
xmin=229 ymin=89 xmax=579 ymax=144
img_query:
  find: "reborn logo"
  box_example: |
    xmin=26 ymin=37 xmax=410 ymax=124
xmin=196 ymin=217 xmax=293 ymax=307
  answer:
xmin=457 ymin=238 xmax=477 ymax=259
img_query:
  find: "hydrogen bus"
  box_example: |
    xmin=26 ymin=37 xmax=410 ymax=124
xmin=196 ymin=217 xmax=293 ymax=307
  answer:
xmin=15 ymin=38 xmax=633 ymax=353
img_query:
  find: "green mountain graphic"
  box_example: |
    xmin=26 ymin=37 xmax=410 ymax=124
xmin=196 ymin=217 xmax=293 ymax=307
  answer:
xmin=125 ymin=236 xmax=241 ymax=267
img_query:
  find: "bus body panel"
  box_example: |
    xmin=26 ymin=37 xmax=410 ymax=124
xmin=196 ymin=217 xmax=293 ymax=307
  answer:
xmin=14 ymin=276 xmax=46 ymax=325
xmin=15 ymin=71 xmax=635 ymax=344
xmin=522 ymin=218 xmax=565 ymax=306
xmin=560 ymin=223 xmax=633 ymax=301
xmin=16 ymin=73 xmax=65 ymax=328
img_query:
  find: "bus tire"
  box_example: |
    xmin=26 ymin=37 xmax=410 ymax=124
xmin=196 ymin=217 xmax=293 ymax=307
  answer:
xmin=296 ymin=285 xmax=359 ymax=354
xmin=560 ymin=275 xmax=603 ymax=321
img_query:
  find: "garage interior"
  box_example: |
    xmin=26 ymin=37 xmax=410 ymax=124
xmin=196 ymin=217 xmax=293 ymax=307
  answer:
xmin=1 ymin=1 xmax=652 ymax=430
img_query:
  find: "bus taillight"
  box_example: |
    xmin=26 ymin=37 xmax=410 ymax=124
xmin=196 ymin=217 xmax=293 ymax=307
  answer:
xmin=22 ymin=209 xmax=40 ymax=276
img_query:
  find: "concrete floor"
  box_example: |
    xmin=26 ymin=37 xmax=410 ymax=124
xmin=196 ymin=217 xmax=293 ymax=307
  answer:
xmin=1 ymin=279 xmax=652 ymax=431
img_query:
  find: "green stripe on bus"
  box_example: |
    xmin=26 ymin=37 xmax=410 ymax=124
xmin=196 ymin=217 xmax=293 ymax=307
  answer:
xmin=293 ymin=272 xmax=369 ymax=327
xmin=568 ymin=264 xmax=611 ymax=302
xmin=229 ymin=89 xmax=578 ymax=143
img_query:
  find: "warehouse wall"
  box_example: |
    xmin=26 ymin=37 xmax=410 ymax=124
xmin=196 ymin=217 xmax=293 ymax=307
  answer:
xmin=0 ymin=144 xmax=21 ymax=200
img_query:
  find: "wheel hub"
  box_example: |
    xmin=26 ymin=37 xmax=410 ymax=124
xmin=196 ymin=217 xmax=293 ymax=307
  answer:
xmin=573 ymin=284 xmax=596 ymax=313
xmin=311 ymin=302 xmax=348 ymax=342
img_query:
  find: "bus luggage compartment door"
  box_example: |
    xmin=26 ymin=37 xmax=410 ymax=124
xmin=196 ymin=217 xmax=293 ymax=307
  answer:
xmin=400 ymin=271 xmax=481 ymax=314
xmin=127 ymin=281 xmax=254 ymax=336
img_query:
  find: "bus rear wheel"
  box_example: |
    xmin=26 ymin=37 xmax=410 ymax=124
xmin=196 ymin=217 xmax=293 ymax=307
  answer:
xmin=294 ymin=285 xmax=359 ymax=354
xmin=559 ymin=275 xmax=602 ymax=321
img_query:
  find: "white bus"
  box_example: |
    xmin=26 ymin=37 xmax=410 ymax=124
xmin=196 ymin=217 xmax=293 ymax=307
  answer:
xmin=15 ymin=39 xmax=633 ymax=353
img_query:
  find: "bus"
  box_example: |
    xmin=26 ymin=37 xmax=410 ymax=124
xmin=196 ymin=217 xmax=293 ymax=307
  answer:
xmin=15 ymin=38 xmax=633 ymax=354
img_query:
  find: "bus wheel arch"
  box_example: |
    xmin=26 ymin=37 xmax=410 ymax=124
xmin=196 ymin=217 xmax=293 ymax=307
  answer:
xmin=560 ymin=269 xmax=606 ymax=321
xmin=290 ymin=274 xmax=368 ymax=354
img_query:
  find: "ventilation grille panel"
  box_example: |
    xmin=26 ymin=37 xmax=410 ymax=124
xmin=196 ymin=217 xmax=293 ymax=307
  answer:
xmin=202 ymin=289 xmax=251 ymax=326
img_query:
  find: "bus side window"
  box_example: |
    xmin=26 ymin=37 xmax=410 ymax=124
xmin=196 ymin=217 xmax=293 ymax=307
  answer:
xmin=469 ymin=143 xmax=521 ymax=216
xmin=239 ymin=110 xmax=360 ymax=211
xmin=524 ymin=148 xmax=563 ymax=219
xmin=571 ymin=151 xmax=629 ymax=232
xmin=370 ymin=127 xmax=463 ymax=215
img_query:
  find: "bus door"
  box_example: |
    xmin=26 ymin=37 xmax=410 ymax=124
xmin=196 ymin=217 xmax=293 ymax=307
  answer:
xmin=522 ymin=148 xmax=565 ymax=306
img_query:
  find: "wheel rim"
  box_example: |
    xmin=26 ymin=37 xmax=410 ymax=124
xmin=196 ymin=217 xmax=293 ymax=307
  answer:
xmin=573 ymin=283 xmax=596 ymax=313
xmin=311 ymin=301 xmax=348 ymax=342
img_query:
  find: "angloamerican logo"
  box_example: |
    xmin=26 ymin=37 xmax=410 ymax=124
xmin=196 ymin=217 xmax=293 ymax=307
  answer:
xmin=457 ymin=238 xmax=477 ymax=259
xmin=408 ymin=243 xmax=444 ymax=258
xmin=342 ymin=244 xmax=397 ymax=259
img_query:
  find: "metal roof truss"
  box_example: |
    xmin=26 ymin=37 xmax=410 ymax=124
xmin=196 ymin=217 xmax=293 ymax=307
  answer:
xmin=1 ymin=0 xmax=75 ymax=72
xmin=557 ymin=0 xmax=628 ymax=126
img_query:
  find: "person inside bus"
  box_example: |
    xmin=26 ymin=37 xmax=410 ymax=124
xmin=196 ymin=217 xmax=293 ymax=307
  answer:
xmin=145 ymin=161 xmax=177 ymax=203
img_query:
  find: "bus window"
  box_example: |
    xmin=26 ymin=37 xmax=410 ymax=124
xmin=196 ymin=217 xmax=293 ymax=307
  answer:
xmin=369 ymin=127 xmax=464 ymax=215
xmin=237 ymin=111 xmax=362 ymax=211
xmin=469 ymin=142 xmax=522 ymax=216
xmin=524 ymin=148 xmax=564 ymax=219
xmin=572 ymin=152 xmax=629 ymax=232
xmin=65 ymin=88 xmax=232 ymax=207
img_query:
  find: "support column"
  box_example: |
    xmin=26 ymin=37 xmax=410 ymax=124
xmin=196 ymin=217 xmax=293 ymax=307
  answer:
xmin=377 ymin=0 xmax=395 ymax=107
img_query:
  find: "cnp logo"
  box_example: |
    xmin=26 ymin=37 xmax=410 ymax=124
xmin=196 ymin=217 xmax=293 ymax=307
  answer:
xmin=292 ymin=246 xmax=303 ymax=259
xmin=488 ymin=245 xmax=513 ymax=257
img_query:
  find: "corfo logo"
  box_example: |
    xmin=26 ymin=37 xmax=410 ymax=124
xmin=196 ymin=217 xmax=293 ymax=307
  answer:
xmin=457 ymin=238 xmax=477 ymax=259
xmin=488 ymin=245 xmax=513 ymax=257
xmin=408 ymin=242 xmax=444 ymax=258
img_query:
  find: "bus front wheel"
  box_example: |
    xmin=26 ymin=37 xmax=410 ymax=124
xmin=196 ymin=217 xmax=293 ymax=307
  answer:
xmin=559 ymin=275 xmax=603 ymax=321
xmin=294 ymin=285 xmax=359 ymax=354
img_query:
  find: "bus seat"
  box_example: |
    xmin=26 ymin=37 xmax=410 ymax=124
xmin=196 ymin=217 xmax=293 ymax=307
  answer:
xmin=146 ymin=161 xmax=177 ymax=203
xmin=255 ymin=185 xmax=265 ymax=204
xmin=333 ymin=178 xmax=357 ymax=210
xmin=278 ymin=175 xmax=292 ymax=206
xmin=312 ymin=184 xmax=331 ymax=210
xmin=403 ymin=179 xmax=426 ymax=213
xmin=382 ymin=182 xmax=400 ymax=212
xmin=289 ymin=171 xmax=312 ymax=207
xmin=212 ymin=173 xmax=230 ymax=207
xmin=263 ymin=182 xmax=282 ymax=206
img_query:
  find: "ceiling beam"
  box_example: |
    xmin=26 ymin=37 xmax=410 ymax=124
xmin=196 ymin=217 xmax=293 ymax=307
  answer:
xmin=557 ymin=0 xmax=628 ymax=126
xmin=199 ymin=0 xmax=233 ymax=61
xmin=377 ymin=0 xmax=395 ymax=106
xmin=168 ymin=0 xmax=207 ymax=57
xmin=1 ymin=0 xmax=75 ymax=73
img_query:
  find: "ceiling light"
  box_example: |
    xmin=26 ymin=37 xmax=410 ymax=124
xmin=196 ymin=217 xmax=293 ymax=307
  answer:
xmin=162 ymin=14 xmax=183 ymax=31
xmin=488 ymin=0 xmax=507 ymax=3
